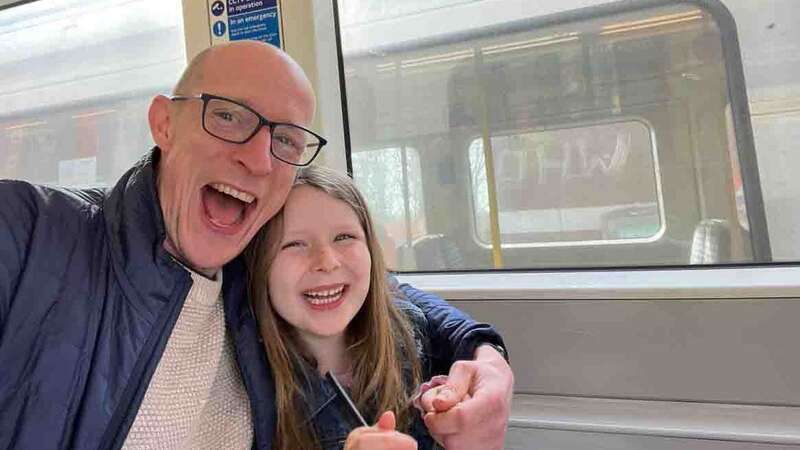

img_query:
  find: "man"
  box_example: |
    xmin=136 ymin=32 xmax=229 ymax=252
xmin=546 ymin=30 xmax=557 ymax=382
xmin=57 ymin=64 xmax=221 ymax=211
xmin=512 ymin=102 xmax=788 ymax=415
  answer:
xmin=0 ymin=41 xmax=511 ymax=449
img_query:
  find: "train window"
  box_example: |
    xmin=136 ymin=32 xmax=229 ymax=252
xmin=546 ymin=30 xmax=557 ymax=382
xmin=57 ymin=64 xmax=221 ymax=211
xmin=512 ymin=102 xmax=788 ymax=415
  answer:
xmin=468 ymin=120 xmax=662 ymax=247
xmin=338 ymin=1 xmax=778 ymax=270
xmin=351 ymin=147 xmax=426 ymax=269
xmin=338 ymin=0 xmax=478 ymax=24
xmin=0 ymin=0 xmax=186 ymax=187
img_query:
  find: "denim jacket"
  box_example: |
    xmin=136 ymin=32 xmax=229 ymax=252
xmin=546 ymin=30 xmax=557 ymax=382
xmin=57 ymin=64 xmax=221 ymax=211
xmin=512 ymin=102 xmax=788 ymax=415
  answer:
xmin=301 ymin=299 xmax=438 ymax=450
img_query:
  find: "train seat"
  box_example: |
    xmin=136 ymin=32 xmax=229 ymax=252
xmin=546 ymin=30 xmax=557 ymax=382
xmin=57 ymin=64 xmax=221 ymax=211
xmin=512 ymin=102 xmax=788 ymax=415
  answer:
xmin=689 ymin=219 xmax=731 ymax=264
xmin=410 ymin=234 xmax=465 ymax=271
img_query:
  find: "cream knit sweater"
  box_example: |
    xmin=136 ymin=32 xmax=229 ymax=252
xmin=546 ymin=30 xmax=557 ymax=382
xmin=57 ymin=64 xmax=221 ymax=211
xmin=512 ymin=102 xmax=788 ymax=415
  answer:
xmin=122 ymin=271 xmax=253 ymax=449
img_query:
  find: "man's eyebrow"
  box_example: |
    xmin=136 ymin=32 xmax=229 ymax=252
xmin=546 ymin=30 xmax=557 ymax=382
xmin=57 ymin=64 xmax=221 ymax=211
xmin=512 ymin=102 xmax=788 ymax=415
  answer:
xmin=203 ymin=92 xmax=254 ymax=109
xmin=229 ymin=95 xmax=253 ymax=107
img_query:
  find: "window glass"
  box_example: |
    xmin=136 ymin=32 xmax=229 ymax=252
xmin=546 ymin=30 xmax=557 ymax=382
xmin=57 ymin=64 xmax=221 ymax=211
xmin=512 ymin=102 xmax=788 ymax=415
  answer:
xmin=352 ymin=147 xmax=426 ymax=269
xmin=339 ymin=0 xmax=795 ymax=270
xmin=722 ymin=1 xmax=800 ymax=262
xmin=469 ymin=120 xmax=661 ymax=247
xmin=339 ymin=0 xmax=479 ymax=25
xmin=0 ymin=0 xmax=186 ymax=187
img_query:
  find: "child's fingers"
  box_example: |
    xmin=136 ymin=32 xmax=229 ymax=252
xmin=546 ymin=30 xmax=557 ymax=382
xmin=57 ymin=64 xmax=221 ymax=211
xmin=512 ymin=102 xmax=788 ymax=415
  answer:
xmin=345 ymin=414 xmax=417 ymax=450
xmin=375 ymin=410 xmax=397 ymax=431
xmin=413 ymin=375 xmax=450 ymax=413
xmin=346 ymin=430 xmax=418 ymax=450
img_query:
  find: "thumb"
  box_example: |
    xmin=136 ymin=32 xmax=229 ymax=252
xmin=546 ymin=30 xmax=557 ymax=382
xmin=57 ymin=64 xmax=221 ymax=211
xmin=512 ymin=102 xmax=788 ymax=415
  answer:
xmin=375 ymin=411 xmax=396 ymax=431
xmin=433 ymin=362 xmax=474 ymax=411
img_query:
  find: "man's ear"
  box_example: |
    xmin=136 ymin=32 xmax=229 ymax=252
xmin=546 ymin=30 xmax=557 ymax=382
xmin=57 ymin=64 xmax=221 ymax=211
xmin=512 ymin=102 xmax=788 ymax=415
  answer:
xmin=149 ymin=95 xmax=174 ymax=151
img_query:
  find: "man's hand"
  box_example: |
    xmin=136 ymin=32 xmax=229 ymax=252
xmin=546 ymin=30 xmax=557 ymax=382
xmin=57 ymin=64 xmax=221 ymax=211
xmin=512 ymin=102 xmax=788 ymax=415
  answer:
xmin=419 ymin=345 xmax=513 ymax=450
xmin=344 ymin=411 xmax=418 ymax=450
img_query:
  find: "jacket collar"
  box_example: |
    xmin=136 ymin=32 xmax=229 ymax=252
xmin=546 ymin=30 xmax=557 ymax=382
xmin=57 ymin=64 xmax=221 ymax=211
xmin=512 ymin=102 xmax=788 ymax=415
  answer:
xmin=100 ymin=144 xmax=262 ymax=337
xmin=103 ymin=147 xmax=187 ymax=316
xmin=223 ymin=257 xmax=276 ymax=447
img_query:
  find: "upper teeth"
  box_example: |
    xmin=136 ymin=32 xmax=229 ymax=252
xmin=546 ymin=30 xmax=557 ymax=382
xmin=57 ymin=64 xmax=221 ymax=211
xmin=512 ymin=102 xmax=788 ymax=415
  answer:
xmin=305 ymin=286 xmax=345 ymax=299
xmin=210 ymin=183 xmax=255 ymax=204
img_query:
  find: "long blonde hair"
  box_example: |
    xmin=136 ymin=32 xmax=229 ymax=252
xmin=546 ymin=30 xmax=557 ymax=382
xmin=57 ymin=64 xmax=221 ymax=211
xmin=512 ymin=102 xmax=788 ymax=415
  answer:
xmin=245 ymin=165 xmax=422 ymax=450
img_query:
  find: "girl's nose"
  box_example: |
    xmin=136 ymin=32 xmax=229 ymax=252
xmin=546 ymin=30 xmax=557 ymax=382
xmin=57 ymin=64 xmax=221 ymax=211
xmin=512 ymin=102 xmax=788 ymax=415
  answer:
xmin=314 ymin=246 xmax=341 ymax=272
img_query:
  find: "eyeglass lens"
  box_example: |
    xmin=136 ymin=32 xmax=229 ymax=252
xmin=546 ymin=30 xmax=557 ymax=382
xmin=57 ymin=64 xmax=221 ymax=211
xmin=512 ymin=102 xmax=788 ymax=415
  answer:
xmin=203 ymin=97 xmax=320 ymax=165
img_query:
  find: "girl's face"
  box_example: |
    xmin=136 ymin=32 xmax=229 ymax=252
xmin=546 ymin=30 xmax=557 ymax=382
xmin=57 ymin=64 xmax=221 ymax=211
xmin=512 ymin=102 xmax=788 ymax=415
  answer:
xmin=267 ymin=185 xmax=372 ymax=346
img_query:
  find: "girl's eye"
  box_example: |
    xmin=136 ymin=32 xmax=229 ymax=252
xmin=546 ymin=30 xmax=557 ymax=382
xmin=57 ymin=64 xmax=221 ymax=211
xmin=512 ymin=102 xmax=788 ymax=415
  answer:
xmin=281 ymin=240 xmax=304 ymax=250
xmin=334 ymin=233 xmax=356 ymax=242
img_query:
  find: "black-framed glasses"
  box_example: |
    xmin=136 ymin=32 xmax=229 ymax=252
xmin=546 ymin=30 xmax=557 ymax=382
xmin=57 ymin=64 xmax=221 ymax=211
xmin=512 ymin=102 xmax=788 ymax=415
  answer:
xmin=170 ymin=93 xmax=327 ymax=167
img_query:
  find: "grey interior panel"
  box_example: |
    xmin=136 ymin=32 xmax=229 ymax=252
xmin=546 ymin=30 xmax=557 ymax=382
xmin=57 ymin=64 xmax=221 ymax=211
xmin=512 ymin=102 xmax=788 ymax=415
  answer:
xmin=505 ymin=427 xmax=800 ymax=450
xmin=454 ymin=298 xmax=800 ymax=405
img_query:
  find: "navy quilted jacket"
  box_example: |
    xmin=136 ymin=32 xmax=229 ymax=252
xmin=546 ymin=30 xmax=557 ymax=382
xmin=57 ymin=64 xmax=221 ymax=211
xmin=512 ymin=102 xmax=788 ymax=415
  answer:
xmin=304 ymin=300 xmax=438 ymax=450
xmin=0 ymin=148 xmax=505 ymax=449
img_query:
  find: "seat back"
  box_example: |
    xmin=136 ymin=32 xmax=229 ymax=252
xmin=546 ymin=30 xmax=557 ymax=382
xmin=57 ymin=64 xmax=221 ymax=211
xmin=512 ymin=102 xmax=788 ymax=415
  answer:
xmin=690 ymin=219 xmax=731 ymax=264
xmin=411 ymin=234 xmax=465 ymax=271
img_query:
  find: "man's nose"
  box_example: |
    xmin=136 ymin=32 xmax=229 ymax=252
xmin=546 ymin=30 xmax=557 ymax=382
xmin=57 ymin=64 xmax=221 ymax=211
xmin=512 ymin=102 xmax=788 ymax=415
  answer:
xmin=234 ymin=126 xmax=274 ymax=175
xmin=314 ymin=246 xmax=341 ymax=272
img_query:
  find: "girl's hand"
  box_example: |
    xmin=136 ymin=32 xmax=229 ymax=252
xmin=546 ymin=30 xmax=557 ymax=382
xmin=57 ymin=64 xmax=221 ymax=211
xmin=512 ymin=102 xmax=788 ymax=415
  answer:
xmin=417 ymin=345 xmax=513 ymax=450
xmin=344 ymin=411 xmax=418 ymax=450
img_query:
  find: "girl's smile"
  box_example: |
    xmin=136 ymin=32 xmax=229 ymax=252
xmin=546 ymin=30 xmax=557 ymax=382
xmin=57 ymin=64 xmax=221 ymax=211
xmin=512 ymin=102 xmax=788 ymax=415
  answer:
xmin=303 ymin=283 xmax=348 ymax=310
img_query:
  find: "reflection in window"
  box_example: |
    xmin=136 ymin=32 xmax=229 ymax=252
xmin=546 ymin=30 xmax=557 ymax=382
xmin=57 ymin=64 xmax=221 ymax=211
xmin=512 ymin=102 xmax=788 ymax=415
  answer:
xmin=0 ymin=0 xmax=185 ymax=187
xmin=339 ymin=0 xmax=479 ymax=26
xmin=340 ymin=1 xmax=766 ymax=269
xmin=352 ymin=147 xmax=425 ymax=266
xmin=469 ymin=121 xmax=662 ymax=246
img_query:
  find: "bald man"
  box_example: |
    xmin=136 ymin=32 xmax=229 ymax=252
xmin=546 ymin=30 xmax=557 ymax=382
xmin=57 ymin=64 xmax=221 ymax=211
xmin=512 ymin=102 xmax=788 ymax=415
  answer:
xmin=0 ymin=42 xmax=511 ymax=450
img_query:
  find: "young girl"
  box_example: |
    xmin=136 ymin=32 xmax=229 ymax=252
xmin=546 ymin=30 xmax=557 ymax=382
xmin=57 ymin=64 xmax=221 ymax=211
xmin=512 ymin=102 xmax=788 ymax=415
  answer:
xmin=245 ymin=165 xmax=437 ymax=450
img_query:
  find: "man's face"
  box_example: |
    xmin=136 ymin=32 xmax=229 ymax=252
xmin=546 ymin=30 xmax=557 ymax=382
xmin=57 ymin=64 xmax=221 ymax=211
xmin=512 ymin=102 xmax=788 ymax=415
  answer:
xmin=153 ymin=44 xmax=316 ymax=275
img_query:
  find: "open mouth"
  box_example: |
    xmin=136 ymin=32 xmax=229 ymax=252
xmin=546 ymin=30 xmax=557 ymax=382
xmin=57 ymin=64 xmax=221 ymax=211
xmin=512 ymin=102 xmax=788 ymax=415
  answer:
xmin=201 ymin=183 xmax=257 ymax=230
xmin=303 ymin=284 xmax=348 ymax=310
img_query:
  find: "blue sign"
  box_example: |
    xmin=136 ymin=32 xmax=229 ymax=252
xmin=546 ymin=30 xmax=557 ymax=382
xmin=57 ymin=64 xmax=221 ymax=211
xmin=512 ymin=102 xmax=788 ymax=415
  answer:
xmin=226 ymin=0 xmax=281 ymax=47
xmin=227 ymin=0 xmax=277 ymax=17
xmin=211 ymin=1 xmax=225 ymax=16
xmin=212 ymin=20 xmax=227 ymax=37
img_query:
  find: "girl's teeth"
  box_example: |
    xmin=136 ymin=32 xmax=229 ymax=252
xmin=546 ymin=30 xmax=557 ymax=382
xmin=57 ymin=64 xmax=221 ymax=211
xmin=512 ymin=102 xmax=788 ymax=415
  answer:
xmin=304 ymin=286 xmax=345 ymax=304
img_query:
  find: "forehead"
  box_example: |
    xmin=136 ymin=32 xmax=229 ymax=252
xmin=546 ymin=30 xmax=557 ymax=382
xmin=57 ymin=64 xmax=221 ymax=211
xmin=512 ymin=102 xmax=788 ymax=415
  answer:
xmin=283 ymin=186 xmax=360 ymax=227
xmin=194 ymin=48 xmax=314 ymax=126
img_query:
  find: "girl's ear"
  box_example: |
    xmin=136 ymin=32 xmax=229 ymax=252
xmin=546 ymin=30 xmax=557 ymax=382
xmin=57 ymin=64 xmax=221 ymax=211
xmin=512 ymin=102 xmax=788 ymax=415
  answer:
xmin=148 ymin=95 xmax=174 ymax=151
